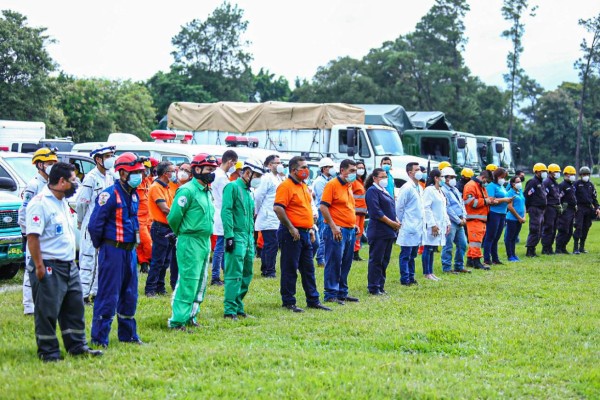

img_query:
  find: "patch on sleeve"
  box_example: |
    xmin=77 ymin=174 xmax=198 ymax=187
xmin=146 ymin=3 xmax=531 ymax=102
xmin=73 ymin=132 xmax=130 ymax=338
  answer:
xmin=528 ymin=188 xmax=535 ymax=196
xmin=31 ymin=215 xmax=41 ymax=226
xmin=23 ymin=192 xmax=33 ymax=202
xmin=98 ymin=192 xmax=110 ymax=206
xmin=177 ymin=196 xmax=188 ymax=207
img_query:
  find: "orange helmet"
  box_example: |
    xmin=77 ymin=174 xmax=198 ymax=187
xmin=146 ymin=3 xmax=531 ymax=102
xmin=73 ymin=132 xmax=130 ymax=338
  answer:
xmin=114 ymin=152 xmax=145 ymax=173
xmin=191 ymin=153 xmax=218 ymax=168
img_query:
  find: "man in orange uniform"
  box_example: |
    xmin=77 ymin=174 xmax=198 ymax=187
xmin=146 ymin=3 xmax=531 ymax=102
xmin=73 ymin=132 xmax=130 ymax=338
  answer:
xmin=352 ymin=161 xmax=367 ymax=261
xmin=136 ymin=157 xmax=158 ymax=273
xmin=463 ymin=170 xmax=495 ymax=270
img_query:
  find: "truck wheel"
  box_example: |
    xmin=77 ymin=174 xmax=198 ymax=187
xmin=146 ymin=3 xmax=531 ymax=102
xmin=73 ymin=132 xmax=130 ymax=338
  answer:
xmin=0 ymin=263 xmax=20 ymax=280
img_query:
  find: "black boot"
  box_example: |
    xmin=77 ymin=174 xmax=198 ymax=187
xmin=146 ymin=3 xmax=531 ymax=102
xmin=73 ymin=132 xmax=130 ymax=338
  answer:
xmin=353 ymin=250 xmax=364 ymax=261
xmin=542 ymin=246 xmax=554 ymax=255
xmin=466 ymin=258 xmax=474 ymax=268
xmin=580 ymin=240 xmax=588 ymax=254
xmin=573 ymin=239 xmax=580 ymax=255
xmin=140 ymin=262 xmax=149 ymax=273
xmin=473 ymin=258 xmax=490 ymax=270
xmin=526 ymin=247 xmax=538 ymax=258
xmin=562 ymin=246 xmax=571 ymax=255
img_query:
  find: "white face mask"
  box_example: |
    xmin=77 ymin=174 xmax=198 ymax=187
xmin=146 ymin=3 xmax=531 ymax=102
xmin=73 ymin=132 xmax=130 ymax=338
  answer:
xmin=569 ymin=175 xmax=576 ymax=182
xmin=45 ymin=165 xmax=53 ymax=176
xmin=228 ymin=165 xmax=236 ymax=174
xmin=177 ymin=171 xmax=189 ymax=182
xmin=276 ymin=164 xmax=285 ymax=174
xmin=448 ymin=178 xmax=457 ymax=187
xmin=250 ymin=178 xmax=261 ymax=188
xmin=378 ymin=178 xmax=389 ymax=188
xmin=497 ymin=178 xmax=506 ymax=186
xmin=582 ymin=175 xmax=590 ymax=182
xmin=170 ymin=172 xmax=178 ymax=182
xmin=414 ymin=171 xmax=424 ymax=181
xmin=357 ymin=168 xmax=365 ymax=177
xmin=541 ymin=172 xmax=548 ymax=179
xmin=554 ymin=172 xmax=560 ymax=179
xmin=515 ymin=182 xmax=523 ymax=190
xmin=103 ymin=157 xmax=115 ymax=170
xmin=329 ymin=167 xmax=337 ymax=177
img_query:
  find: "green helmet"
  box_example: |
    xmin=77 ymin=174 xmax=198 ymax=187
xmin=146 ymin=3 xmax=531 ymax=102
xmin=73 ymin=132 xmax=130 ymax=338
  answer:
xmin=579 ymin=166 xmax=591 ymax=175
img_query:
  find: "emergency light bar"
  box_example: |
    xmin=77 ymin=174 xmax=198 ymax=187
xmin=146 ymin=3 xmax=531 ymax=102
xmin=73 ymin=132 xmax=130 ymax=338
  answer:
xmin=151 ymin=130 xmax=193 ymax=142
xmin=225 ymin=135 xmax=259 ymax=148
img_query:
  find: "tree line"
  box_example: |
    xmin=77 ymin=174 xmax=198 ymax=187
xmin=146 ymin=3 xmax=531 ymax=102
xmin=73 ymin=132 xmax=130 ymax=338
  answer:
xmin=1 ymin=2 xmax=599 ymax=170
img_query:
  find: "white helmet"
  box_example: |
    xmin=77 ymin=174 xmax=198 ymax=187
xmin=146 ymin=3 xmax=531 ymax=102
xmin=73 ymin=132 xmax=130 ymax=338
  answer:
xmin=90 ymin=144 xmax=116 ymax=158
xmin=243 ymin=158 xmax=265 ymax=175
xmin=318 ymin=157 xmax=334 ymax=169
xmin=441 ymin=167 xmax=456 ymax=177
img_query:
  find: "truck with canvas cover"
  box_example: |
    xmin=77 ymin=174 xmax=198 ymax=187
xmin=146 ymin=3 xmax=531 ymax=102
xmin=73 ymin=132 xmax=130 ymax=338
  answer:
xmin=167 ymin=101 xmax=433 ymax=186
xmin=476 ymin=135 xmax=518 ymax=175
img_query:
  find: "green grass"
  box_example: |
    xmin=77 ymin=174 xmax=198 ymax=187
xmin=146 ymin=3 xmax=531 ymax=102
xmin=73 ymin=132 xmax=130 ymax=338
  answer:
xmin=1 ymin=223 xmax=599 ymax=399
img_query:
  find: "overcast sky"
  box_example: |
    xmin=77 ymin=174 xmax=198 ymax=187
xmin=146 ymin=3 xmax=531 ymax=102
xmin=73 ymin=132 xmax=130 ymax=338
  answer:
xmin=4 ymin=0 xmax=600 ymax=91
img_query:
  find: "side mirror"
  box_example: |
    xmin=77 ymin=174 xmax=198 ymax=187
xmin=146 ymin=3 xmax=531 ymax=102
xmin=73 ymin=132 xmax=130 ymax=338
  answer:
xmin=347 ymin=128 xmax=356 ymax=157
xmin=515 ymin=146 xmax=521 ymax=157
xmin=0 ymin=177 xmax=17 ymax=191
xmin=479 ymin=144 xmax=488 ymax=157
xmin=456 ymin=137 xmax=466 ymax=149
xmin=495 ymin=142 xmax=504 ymax=153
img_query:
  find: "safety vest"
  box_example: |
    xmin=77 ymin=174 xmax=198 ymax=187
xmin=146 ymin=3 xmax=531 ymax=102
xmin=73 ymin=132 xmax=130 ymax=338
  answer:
xmin=352 ymin=179 xmax=367 ymax=215
xmin=463 ymin=179 xmax=490 ymax=222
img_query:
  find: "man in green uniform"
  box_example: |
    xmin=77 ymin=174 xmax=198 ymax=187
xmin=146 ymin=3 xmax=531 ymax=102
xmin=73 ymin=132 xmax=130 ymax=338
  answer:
xmin=167 ymin=154 xmax=218 ymax=331
xmin=221 ymin=159 xmax=265 ymax=320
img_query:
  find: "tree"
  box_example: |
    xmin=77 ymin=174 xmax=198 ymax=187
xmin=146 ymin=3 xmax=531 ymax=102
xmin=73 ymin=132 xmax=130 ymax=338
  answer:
xmin=574 ymin=13 xmax=600 ymax=171
xmin=501 ymin=0 xmax=537 ymax=142
xmin=252 ymin=68 xmax=291 ymax=102
xmin=0 ymin=10 xmax=55 ymax=121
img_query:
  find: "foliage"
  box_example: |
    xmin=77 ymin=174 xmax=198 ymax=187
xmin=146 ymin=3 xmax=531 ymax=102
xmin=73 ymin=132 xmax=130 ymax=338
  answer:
xmin=252 ymin=68 xmax=291 ymax=102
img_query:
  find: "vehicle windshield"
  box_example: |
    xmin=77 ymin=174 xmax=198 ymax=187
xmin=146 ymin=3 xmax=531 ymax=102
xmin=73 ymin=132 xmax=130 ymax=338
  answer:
xmin=367 ymin=129 xmax=404 ymax=156
xmin=4 ymin=156 xmax=37 ymax=183
xmin=493 ymin=141 xmax=513 ymax=169
xmin=458 ymin=136 xmax=479 ymax=167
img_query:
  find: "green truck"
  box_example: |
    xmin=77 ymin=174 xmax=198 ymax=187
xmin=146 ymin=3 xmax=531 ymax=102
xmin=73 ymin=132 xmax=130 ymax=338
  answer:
xmin=476 ymin=135 xmax=519 ymax=175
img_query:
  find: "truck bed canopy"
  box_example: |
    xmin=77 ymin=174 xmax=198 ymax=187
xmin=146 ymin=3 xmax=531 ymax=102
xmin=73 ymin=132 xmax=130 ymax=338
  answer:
xmin=167 ymin=102 xmax=365 ymax=133
xmin=407 ymin=111 xmax=453 ymax=131
xmin=355 ymin=104 xmax=414 ymax=134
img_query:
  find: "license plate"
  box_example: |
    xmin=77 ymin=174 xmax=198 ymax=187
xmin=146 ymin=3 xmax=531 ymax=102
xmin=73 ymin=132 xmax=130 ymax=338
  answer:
xmin=8 ymin=244 xmax=23 ymax=259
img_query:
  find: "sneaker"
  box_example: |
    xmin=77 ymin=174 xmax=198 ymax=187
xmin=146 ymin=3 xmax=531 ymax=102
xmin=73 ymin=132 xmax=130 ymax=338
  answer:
xmin=211 ymin=279 xmax=224 ymax=286
xmin=223 ymin=314 xmax=239 ymax=321
xmin=454 ymin=268 xmax=472 ymax=273
xmin=508 ymin=256 xmax=518 ymax=262
xmin=282 ymin=304 xmax=304 ymax=313
xmin=431 ymin=274 xmax=441 ymax=281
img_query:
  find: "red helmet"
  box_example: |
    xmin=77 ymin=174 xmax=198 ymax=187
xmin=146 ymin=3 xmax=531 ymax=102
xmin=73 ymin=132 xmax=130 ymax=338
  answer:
xmin=191 ymin=153 xmax=218 ymax=167
xmin=115 ymin=152 xmax=145 ymax=172
xmin=149 ymin=157 xmax=159 ymax=167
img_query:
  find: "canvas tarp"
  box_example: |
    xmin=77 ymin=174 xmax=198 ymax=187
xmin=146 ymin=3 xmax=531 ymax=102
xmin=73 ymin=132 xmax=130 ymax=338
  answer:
xmin=167 ymin=102 xmax=365 ymax=133
xmin=406 ymin=111 xmax=453 ymax=131
xmin=355 ymin=104 xmax=414 ymax=134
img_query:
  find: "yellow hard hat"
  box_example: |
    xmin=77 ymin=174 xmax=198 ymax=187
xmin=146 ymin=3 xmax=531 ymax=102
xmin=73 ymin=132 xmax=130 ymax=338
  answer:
xmin=461 ymin=167 xmax=474 ymax=178
xmin=486 ymin=164 xmax=498 ymax=172
xmin=235 ymin=161 xmax=244 ymax=170
xmin=563 ymin=165 xmax=576 ymax=175
xmin=548 ymin=163 xmax=561 ymax=173
xmin=438 ymin=161 xmax=451 ymax=170
xmin=533 ymin=163 xmax=548 ymax=173
xmin=32 ymin=147 xmax=58 ymax=164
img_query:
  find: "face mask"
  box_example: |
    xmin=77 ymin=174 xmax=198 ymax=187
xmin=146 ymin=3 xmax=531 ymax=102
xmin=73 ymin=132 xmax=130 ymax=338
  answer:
xmin=177 ymin=171 xmax=189 ymax=182
xmin=170 ymin=172 xmax=178 ymax=182
xmin=541 ymin=172 xmax=548 ymax=179
xmin=382 ymin=164 xmax=391 ymax=172
xmin=378 ymin=178 xmax=389 ymax=188
xmin=128 ymin=173 xmax=142 ymax=188
xmin=554 ymin=172 xmax=560 ymax=179
xmin=250 ymin=178 xmax=261 ymax=189
xmin=582 ymin=176 xmax=590 ymax=182
xmin=357 ymin=169 xmax=365 ymax=177
xmin=45 ymin=165 xmax=53 ymax=176
xmin=449 ymin=178 xmax=457 ymax=187
xmin=498 ymin=178 xmax=506 ymax=186
xmin=228 ymin=165 xmax=236 ymax=174
xmin=276 ymin=164 xmax=285 ymax=174
xmin=483 ymin=182 xmax=489 ymax=187
xmin=329 ymin=167 xmax=337 ymax=177
xmin=103 ymin=157 xmax=115 ymax=170
xmin=346 ymin=173 xmax=357 ymax=183
xmin=515 ymin=182 xmax=523 ymax=190
xmin=64 ymin=181 xmax=78 ymax=198
xmin=297 ymin=169 xmax=310 ymax=181
xmin=569 ymin=175 xmax=576 ymax=182
xmin=414 ymin=171 xmax=423 ymax=181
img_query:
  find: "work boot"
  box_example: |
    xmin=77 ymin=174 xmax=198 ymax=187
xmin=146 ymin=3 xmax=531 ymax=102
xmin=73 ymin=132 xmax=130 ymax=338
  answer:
xmin=353 ymin=251 xmax=364 ymax=261
xmin=466 ymin=258 xmax=474 ymax=268
xmin=472 ymin=258 xmax=490 ymax=270
xmin=580 ymin=240 xmax=588 ymax=254
xmin=140 ymin=262 xmax=149 ymax=273
xmin=573 ymin=240 xmax=580 ymax=255
xmin=526 ymin=247 xmax=538 ymax=258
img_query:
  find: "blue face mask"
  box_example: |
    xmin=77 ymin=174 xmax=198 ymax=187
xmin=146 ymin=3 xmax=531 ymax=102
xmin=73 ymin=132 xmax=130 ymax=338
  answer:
xmin=382 ymin=164 xmax=391 ymax=172
xmin=128 ymin=173 xmax=143 ymax=188
xmin=346 ymin=173 xmax=357 ymax=183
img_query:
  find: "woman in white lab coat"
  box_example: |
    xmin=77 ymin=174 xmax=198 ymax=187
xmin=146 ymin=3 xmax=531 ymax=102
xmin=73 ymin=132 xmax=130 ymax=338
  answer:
xmin=421 ymin=169 xmax=450 ymax=281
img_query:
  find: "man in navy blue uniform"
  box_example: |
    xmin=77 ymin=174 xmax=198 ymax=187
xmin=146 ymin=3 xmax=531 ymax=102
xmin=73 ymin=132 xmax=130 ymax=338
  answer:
xmin=88 ymin=152 xmax=144 ymax=347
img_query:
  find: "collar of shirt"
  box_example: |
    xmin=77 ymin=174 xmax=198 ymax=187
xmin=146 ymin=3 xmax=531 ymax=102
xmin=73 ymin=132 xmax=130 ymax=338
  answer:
xmin=288 ymin=175 xmax=303 ymax=185
xmin=37 ymin=173 xmax=48 ymax=184
xmin=155 ymin=179 xmax=168 ymax=188
xmin=336 ymin=176 xmax=349 ymax=186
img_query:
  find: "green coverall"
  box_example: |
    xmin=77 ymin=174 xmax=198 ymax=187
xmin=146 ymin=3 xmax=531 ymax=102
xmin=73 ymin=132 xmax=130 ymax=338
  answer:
xmin=167 ymin=179 xmax=214 ymax=328
xmin=221 ymin=178 xmax=255 ymax=316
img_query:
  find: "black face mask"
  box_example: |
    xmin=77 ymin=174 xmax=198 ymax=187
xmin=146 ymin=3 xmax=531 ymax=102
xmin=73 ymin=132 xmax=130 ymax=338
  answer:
xmin=64 ymin=181 xmax=78 ymax=198
xmin=193 ymin=170 xmax=216 ymax=185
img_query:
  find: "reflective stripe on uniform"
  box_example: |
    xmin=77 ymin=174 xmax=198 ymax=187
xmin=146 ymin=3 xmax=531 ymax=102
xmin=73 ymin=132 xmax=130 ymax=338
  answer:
xmin=353 ymin=194 xmax=366 ymax=199
xmin=36 ymin=334 xmax=57 ymax=340
xmin=61 ymin=328 xmax=86 ymax=335
xmin=115 ymin=190 xmax=124 ymax=242
xmin=117 ymin=313 xmax=134 ymax=319
xmin=466 ymin=215 xmax=487 ymax=221
xmin=464 ymin=197 xmax=475 ymax=205
xmin=473 ymin=199 xmax=479 ymax=208
xmin=355 ymin=207 xmax=368 ymax=213
xmin=468 ymin=242 xmax=482 ymax=248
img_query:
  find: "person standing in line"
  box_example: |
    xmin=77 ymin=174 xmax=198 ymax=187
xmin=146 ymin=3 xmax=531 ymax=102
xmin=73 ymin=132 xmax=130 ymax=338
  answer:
xmin=396 ymin=162 xmax=425 ymax=286
xmin=505 ymin=176 xmax=526 ymax=262
xmin=168 ymin=162 xmax=193 ymax=291
xmin=167 ymin=154 xmax=217 ymax=331
xmin=274 ymin=156 xmax=331 ymax=312
xmin=211 ymin=150 xmax=238 ymax=286
xmin=364 ymin=168 xmax=399 ymax=295
xmin=352 ymin=161 xmax=368 ymax=261
xmin=311 ymin=157 xmax=336 ymax=269
xmin=573 ymin=166 xmax=600 ymax=254
xmin=255 ymin=155 xmax=285 ymax=278
xmin=421 ymin=169 xmax=450 ymax=281
xmin=440 ymin=167 xmax=470 ymax=274
xmin=221 ymin=159 xmax=265 ymax=320
xmin=88 ymin=153 xmax=144 ymax=347
xmin=456 ymin=168 xmax=474 ymax=194
xmin=18 ymin=147 xmax=58 ymax=315
xmin=137 ymin=157 xmax=158 ymax=274
xmin=26 ymin=162 xmax=102 ymax=361
xmin=380 ymin=157 xmax=396 ymax=198
xmin=483 ymin=167 xmax=513 ymax=265
xmin=145 ymin=161 xmax=176 ymax=296
xmin=555 ymin=166 xmax=578 ymax=254
xmin=541 ymin=164 xmax=562 ymax=255
xmin=524 ymin=163 xmax=548 ymax=257
xmin=463 ymin=170 xmax=495 ymax=270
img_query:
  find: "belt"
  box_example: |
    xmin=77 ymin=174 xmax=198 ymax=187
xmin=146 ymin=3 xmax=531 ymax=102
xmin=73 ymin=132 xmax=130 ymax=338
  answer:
xmin=153 ymin=221 xmax=170 ymax=228
xmin=103 ymin=239 xmax=136 ymax=251
xmin=295 ymin=227 xmax=312 ymax=232
xmin=43 ymin=259 xmax=74 ymax=266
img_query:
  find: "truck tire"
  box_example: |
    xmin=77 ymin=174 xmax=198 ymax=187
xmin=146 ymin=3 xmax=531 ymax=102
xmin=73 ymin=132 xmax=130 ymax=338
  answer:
xmin=0 ymin=263 xmax=20 ymax=280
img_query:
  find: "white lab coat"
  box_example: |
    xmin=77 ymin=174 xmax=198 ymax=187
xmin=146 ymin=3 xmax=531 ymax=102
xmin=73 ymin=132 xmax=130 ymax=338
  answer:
xmin=395 ymin=180 xmax=424 ymax=247
xmin=212 ymin=167 xmax=230 ymax=236
xmin=254 ymin=172 xmax=284 ymax=231
xmin=422 ymin=185 xmax=450 ymax=246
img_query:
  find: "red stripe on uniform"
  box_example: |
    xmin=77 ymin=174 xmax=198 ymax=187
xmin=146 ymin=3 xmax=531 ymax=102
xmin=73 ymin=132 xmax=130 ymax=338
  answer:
xmin=114 ymin=190 xmax=124 ymax=242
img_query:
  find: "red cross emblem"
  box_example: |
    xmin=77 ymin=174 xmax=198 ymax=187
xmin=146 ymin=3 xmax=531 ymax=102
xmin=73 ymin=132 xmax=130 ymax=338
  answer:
xmin=33 ymin=216 xmax=40 ymax=223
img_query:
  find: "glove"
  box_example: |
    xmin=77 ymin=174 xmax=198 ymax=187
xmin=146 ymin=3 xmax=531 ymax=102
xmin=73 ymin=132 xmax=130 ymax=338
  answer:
xmin=225 ymin=237 xmax=235 ymax=253
xmin=165 ymin=232 xmax=177 ymax=245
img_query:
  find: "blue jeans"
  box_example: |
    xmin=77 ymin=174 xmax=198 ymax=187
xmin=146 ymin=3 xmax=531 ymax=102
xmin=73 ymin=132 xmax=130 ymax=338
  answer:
xmin=504 ymin=220 xmax=523 ymax=258
xmin=399 ymin=246 xmax=418 ymax=284
xmin=323 ymin=225 xmax=355 ymax=300
xmin=483 ymin=211 xmax=506 ymax=263
xmin=421 ymin=245 xmax=436 ymax=275
xmin=278 ymin=226 xmax=320 ymax=306
xmin=212 ymin=236 xmax=224 ymax=281
xmin=367 ymin=237 xmax=394 ymax=293
xmin=145 ymin=222 xmax=174 ymax=295
xmin=441 ymin=222 xmax=467 ymax=271
xmin=260 ymin=230 xmax=278 ymax=277
xmin=315 ymin=210 xmax=325 ymax=265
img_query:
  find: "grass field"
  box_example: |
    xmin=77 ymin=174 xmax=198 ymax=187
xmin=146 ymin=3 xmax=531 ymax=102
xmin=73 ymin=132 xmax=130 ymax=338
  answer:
xmin=1 ymin=222 xmax=599 ymax=399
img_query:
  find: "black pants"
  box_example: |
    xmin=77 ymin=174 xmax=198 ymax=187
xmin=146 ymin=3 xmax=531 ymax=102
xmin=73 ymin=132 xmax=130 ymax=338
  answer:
xmin=574 ymin=206 xmax=595 ymax=242
xmin=555 ymin=207 xmax=576 ymax=249
xmin=541 ymin=206 xmax=560 ymax=248
xmin=367 ymin=237 xmax=394 ymax=293
xmin=28 ymin=260 xmax=87 ymax=360
xmin=145 ymin=222 xmax=174 ymax=295
xmin=526 ymin=206 xmax=545 ymax=248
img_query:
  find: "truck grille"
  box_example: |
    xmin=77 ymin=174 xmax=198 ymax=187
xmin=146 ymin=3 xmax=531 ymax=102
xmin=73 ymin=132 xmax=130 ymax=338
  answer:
xmin=0 ymin=210 xmax=19 ymax=230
